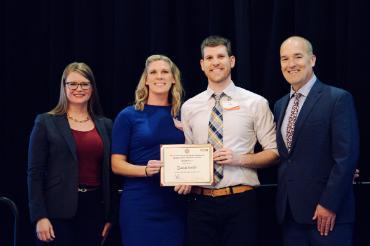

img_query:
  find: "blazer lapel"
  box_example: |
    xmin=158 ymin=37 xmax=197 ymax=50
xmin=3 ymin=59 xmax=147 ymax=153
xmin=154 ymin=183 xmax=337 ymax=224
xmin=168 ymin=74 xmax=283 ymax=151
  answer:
xmin=54 ymin=114 xmax=78 ymax=161
xmin=290 ymin=80 xmax=323 ymax=152
xmin=276 ymin=94 xmax=290 ymax=157
xmin=94 ymin=117 xmax=110 ymax=160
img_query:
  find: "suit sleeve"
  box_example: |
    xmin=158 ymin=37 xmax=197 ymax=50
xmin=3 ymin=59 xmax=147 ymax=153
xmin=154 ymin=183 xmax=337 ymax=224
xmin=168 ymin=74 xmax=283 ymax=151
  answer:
xmin=103 ymin=117 xmax=120 ymax=225
xmin=319 ymin=91 xmax=359 ymax=212
xmin=27 ymin=114 xmax=48 ymax=223
xmin=104 ymin=118 xmax=113 ymax=136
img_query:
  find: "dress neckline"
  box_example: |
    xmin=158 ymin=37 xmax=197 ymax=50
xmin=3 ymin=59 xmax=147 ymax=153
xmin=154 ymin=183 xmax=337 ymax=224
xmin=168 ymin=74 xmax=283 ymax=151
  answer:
xmin=145 ymin=104 xmax=171 ymax=108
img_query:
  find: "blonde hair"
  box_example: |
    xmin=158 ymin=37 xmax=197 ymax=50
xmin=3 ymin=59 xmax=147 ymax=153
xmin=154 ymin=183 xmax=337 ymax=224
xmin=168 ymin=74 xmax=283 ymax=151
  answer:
xmin=49 ymin=62 xmax=102 ymax=116
xmin=134 ymin=55 xmax=183 ymax=117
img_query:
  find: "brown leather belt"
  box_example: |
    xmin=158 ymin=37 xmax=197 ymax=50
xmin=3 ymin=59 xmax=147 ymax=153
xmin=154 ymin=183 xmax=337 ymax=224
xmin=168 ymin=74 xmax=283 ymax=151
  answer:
xmin=191 ymin=185 xmax=254 ymax=197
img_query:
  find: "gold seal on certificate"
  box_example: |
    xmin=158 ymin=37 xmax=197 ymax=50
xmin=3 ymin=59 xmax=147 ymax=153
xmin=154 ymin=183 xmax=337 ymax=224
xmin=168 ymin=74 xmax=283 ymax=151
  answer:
xmin=160 ymin=144 xmax=213 ymax=186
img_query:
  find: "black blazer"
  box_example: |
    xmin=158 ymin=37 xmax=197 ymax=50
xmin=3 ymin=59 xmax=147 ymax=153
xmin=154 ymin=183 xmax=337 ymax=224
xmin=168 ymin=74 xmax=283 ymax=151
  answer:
xmin=274 ymin=80 xmax=359 ymax=224
xmin=27 ymin=113 xmax=115 ymax=223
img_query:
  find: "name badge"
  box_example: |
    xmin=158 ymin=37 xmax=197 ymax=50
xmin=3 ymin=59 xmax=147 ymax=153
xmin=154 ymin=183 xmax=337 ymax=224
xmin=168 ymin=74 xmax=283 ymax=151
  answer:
xmin=222 ymin=100 xmax=240 ymax=110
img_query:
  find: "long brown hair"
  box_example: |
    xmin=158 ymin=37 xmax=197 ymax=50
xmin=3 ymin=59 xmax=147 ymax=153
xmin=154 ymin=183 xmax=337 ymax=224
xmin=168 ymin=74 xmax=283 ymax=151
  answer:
xmin=49 ymin=62 xmax=103 ymax=117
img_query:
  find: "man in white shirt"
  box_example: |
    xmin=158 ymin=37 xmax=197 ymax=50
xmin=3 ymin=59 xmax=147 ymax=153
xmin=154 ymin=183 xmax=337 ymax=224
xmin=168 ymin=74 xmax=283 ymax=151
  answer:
xmin=181 ymin=35 xmax=279 ymax=246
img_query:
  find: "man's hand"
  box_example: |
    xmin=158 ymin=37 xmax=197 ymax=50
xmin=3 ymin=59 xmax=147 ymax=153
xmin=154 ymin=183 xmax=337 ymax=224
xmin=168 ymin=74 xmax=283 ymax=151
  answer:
xmin=174 ymin=185 xmax=192 ymax=195
xmin=36 ymin=217 xmax=55 ymax=242
xmin=213 ymin=148 xmax=242 ymax=166
xmin=312 ymin=204 xmax=336 ymax=236
xmin=353 ymin=169 xmax=360 ymax=183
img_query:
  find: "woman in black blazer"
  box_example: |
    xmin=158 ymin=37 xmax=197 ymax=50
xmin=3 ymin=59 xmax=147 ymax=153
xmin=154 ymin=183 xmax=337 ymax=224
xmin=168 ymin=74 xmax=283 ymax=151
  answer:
xmin=28 ymin=62 xmax=116 ymax=245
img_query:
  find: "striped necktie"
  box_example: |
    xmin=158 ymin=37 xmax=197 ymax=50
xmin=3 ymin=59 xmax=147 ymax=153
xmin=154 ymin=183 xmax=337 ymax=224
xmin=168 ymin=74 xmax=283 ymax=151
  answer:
xmin=208 ymin=93 xmax=225 ymax=184
xmin=286 ymin=92 xmax=302 ymax=152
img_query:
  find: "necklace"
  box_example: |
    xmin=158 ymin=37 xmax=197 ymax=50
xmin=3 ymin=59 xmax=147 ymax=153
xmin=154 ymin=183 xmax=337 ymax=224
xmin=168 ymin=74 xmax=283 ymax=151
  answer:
xmin=67 ymin=114 xmax=90 ymax=123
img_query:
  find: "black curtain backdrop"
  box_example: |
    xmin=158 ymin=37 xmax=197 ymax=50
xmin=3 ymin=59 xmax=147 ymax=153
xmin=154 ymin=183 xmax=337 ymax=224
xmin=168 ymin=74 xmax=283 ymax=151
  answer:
xmin=1 ymin=0 xmax=369 ymax=245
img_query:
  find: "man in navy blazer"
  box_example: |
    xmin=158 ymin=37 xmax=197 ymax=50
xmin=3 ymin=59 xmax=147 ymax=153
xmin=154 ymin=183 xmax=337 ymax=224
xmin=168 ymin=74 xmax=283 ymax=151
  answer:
xmin=274 ymin=36 xmax=359 ymax=245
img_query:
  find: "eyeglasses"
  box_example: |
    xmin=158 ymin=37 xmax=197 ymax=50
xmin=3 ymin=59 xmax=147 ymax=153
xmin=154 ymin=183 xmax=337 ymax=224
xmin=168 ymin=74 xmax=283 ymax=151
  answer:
xmin=65 ymin=82 xmax=91 ymax=90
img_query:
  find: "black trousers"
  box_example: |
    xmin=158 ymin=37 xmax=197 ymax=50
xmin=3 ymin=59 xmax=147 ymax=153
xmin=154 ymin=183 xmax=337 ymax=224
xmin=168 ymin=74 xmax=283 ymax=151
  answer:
xmin=36 ymin=188 xmax=105 ymax=246
xmin=282 ymin=205 xmax=354 ymax=246
xmin=187 ymin=189 xmax=258 ymax=246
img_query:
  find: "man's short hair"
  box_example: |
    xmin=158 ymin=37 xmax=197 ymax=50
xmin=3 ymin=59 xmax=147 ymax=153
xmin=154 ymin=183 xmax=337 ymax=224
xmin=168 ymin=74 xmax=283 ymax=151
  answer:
xmin=281 ymin=36 xmax=314 ymax=55
xmin=201 ymin=35 xmax=232 ymax=58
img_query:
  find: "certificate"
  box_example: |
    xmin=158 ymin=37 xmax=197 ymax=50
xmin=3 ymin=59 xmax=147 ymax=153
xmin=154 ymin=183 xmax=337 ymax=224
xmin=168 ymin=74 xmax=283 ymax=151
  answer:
xmin=160 ymin=144 xmax=213 ymax=186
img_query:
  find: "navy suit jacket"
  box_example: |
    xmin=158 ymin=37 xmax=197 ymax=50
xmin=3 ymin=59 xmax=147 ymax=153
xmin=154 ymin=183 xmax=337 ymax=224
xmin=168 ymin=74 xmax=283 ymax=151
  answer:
xmin=27 ymin=113 xmax=115 ymax=223
xmin=273 ymin=80 xmax=359 ymax=224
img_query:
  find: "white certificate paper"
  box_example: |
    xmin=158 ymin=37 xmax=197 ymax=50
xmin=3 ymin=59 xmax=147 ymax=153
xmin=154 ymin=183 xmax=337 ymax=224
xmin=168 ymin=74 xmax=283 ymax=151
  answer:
xmin=160 ymin=144 xmax=213 ymax=186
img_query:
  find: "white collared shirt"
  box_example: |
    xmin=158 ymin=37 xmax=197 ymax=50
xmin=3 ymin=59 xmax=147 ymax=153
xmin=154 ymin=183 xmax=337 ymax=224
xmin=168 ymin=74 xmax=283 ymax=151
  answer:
xmin=181 ymin=82 xmax=277 ymax=188
xmin=281 ymin=75 xmax=317 ymax=147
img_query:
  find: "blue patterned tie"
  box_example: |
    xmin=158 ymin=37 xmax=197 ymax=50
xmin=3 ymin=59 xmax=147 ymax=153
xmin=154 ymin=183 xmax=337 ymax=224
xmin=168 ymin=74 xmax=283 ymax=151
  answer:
xmin=208 ymin=93 xmax=225 ymax=184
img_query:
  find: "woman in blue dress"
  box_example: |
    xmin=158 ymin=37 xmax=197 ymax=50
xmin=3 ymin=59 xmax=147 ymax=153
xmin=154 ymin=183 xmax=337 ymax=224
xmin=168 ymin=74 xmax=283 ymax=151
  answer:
xmin=111 ymin=55 xmax=190 ymax=246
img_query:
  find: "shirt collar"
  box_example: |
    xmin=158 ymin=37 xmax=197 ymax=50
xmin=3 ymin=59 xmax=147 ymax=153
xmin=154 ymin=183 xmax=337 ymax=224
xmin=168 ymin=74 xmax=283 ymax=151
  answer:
xmin=290 ymin=74 xmax=317 ymax=98
xmin=206 ymin=81 xmax=236 ymax=100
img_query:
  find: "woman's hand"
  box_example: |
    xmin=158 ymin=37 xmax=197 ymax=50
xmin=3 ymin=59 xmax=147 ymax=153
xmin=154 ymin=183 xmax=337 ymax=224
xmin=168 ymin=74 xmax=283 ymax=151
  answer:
xmin=145 ymin=160 xmax=163 ymax=177
xmin=36 ymin=217 xmax=55 ymax=242
xmin=101 ymin=222 xmax=112 ymax=237
xmin=174 ymin=185 xmax=192 ymax=195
